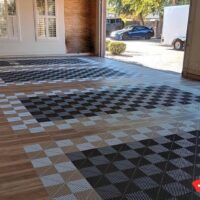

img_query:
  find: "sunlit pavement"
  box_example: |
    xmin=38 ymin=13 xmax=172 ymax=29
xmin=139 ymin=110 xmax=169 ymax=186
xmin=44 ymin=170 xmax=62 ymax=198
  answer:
xmin=106 ymin=39 xmax=184 ymax=74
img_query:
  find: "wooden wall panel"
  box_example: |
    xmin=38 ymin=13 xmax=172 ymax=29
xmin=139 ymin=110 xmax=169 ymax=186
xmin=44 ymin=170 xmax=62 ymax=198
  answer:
xmin=64 ymin=0 xmax=98 ymax=54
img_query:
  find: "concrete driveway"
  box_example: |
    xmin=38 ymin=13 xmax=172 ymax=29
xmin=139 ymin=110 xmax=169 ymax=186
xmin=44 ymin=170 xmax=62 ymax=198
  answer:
xmin=106 ymin=39 xmax=185 ymax=73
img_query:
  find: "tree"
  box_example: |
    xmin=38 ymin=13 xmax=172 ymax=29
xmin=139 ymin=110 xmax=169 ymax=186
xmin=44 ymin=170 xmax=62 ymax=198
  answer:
xmin=130 ymin=0 xmax=167 ymax=24
xmin=172 ymin=0 xmax=190 ymax=5
xmin=172 ymin=0 xmax=176 ymax=5
xmin=107 ymin=0 xmax=131 ymax=17
xmin=107 ymin=0 xmax=190 ymax=25
xmin=108 ymin=0 xmax=166 ymax=25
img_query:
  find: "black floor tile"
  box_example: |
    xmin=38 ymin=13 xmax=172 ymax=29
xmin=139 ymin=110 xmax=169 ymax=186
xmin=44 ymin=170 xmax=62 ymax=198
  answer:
xmin=0 ymin=67 xmax=125 ymax=82
xmin=16 ymin=58 xmax=88 ymax=65
xmin=0 ymin=58 xmax=89 ymax=67
xmin=67 ymin=131 xmax=200 ymax=200
xmin=19 ymin=86 xmax=199 ymax=122
xmin=0 ymin=61 xmax=11 ymax=66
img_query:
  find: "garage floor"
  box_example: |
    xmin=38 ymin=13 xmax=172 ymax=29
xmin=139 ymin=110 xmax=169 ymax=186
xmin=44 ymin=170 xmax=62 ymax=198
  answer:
xmin=0 ymin=57 xmax=199 ymax=200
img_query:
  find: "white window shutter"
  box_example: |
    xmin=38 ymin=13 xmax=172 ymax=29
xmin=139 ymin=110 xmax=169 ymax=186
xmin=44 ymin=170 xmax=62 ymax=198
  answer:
xmin=36 ymin=0 xmax=45 ymax=16
xmin=0 ymin=0 xmax=7 ymax=38
xmin=36 ymin=0 xmax=57 ymax=39
xmin=38 ymin=17 xmax=46 ymax=37
xmin=48 ymin=18 xmax=56 ymax=37
xmin=47 ymin=0 xmax=55 ymax=16
xmin=0 ymin=17 xmax=7 ymax=37
xmin=0 ymin=0 xmax=18 ymax=39
xmin=7 ymin=0 xmax=16 ymax=16
xmin=7 ymin=0 xmax=18 ymax=39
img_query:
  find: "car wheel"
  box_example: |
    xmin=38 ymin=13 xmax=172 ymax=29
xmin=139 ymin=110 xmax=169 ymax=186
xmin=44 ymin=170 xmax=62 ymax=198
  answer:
xmin=174 ymin=39 xmax=184 ymax=50
xmin=145 ymin=33 xmax=151 ymax=40
xmin=122 ymin=33 xmax=129 ymax=40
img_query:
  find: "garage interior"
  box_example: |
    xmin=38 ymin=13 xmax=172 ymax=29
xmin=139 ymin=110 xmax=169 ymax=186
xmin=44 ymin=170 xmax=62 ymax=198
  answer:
xmin=0 ymin=0 xmax=200 ymax=200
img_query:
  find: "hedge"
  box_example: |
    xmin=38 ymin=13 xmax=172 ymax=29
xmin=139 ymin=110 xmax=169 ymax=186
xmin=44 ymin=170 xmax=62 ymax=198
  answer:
xmin=109 ymin=41 xmax=126 ymax=55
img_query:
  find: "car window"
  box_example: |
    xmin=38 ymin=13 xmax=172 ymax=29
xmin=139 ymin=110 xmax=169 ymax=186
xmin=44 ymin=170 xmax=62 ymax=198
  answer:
xmin=106 ymin=19 xmax=110 ymax=24
xmin=116 ymin=19 xmax=121 ymax=23
xmin=125 ymin=26 xmax=134 ymax=31
xmin=131 ymin=27 xmax=135 ymax=31
xmin=110 ymin=19 xmax=115 ymax=24
xmin=133 ymin=27 xmax=138 ymax=31
xmin=135 ymin=26 xmax=145 ymax=31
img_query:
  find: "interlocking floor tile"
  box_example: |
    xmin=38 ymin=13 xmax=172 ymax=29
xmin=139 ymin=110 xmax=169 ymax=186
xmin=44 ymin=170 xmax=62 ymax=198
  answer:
xmin=41 ymin=174 xmax=64 ymax=187
xmin=0 ymin=58 xmax=91 ymax=67
xmin=18 ymin=85 xmax=199 ymax=123
xmin=16 ymin=58 xmax=89 ymax=66
xmin=66 ymin=131 xmax=200 ymax=200
xmin=1 ymin=57 xmax=200 ymax=200
xmin=0 ymin=60 xmax=11 ymax=66
xmin=0 ymin=67 xmax=125 ymax=83
xmin=67 ymin=179 xmax=92 ymax=193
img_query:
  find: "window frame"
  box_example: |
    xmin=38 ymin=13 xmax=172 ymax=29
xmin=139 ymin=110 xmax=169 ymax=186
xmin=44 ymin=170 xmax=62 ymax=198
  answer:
xmin=34 ymin=0 xmax=58 ymax=41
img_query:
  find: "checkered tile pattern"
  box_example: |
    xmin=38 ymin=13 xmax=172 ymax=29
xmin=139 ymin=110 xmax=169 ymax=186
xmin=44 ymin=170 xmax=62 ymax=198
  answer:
xmin=67 ymin=130 xmax=200 ymax=200
xmin=19 ymin=85 xmax=200 ymax=122
xmin=0 ymin=85 xmax=199 ymax=134
xmin=24 ymin=128 xmax=200 ymax=200
xmin=0 ymin=61 xmax=11 ymax=66
xmin=24 ymin=140 xmax=103 ymax=199
xmin=0 ymin=58 xmax=91 ymax=67
xmin=1 ymin=56 xmax=200 ymax=200
xmin=16 ymin=58 xmax=89 ymax=66
xmin=0 ymin=67 xmax=126 ymax=83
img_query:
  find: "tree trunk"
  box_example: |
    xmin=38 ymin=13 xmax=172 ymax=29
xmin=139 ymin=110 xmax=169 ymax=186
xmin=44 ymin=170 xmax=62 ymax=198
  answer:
xmin=158 ymin=14 xmax=163 ymax=39
xmin=138 ymin=13 xmax=145 ymax=26
xmin=172 ymin=0 xmax=176 ymax=5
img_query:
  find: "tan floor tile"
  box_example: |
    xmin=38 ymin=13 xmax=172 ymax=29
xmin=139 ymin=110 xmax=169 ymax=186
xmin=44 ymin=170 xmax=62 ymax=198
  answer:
xmin=26 ymin=151 xmax=47 ymax=160
xmin=92 ymin=140 xmax=107 ymax=148
xmin=50 ymin=154 xmax=69 ymax=164
xmin=35 ymin=165 xmax=57 ymax=177
xmin=46 ymin=184 xmax=71 ymax=198
xmin=75 ymin=189 xmax=102 ymax=200
xmin=62 ymin=145 xmax=79 ymax=154
xmin=61 ymin=170 xmax=84 ymax=182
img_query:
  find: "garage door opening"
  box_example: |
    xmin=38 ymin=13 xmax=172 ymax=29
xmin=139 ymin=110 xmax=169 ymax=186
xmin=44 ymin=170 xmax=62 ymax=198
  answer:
xmin=105 ymin=0 xmax=191 ymax=74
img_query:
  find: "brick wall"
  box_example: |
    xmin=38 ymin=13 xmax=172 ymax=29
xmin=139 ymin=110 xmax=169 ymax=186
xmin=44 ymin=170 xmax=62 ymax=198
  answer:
xmin=64 ymin=0 xmax=97 ymax=54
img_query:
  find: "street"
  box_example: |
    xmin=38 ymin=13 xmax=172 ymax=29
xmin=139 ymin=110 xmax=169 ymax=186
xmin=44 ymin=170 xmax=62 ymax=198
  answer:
xmin=106 ymin=39 xmax=185 ymax=73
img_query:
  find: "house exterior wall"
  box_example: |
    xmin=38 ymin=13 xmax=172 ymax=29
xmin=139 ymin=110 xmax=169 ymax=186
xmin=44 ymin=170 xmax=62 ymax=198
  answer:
xmin=0 ymin=0 xmax=66 ymax=56
xmin=183 ymin=0 xmax=200 ymax=80
xmin=64 ymin=0 xmax=98 ymax=54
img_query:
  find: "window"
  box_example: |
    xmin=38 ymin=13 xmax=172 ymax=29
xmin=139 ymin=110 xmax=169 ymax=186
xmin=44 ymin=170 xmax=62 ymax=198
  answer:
xmin=35 ymin=0 xmax=57 ymax=39
xmin=116 ymin=19 xmax=121 ymax=23
xmin=0 ymin=0 xmax=18 ymax=39
xmin=134 ymin=26 xmax=145 ymax=31
xmin=106 ymin=19 xmax=110 ymax=24
xmin=110 ymin=19 xmax=115 ymax=24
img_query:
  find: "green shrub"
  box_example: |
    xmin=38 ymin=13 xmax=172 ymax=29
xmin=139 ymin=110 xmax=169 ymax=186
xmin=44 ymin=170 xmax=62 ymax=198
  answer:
xmin=109 ymin=41 xmax=126 ymax=55
xmin=106 ymin=40 xmax=111 ymax=51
